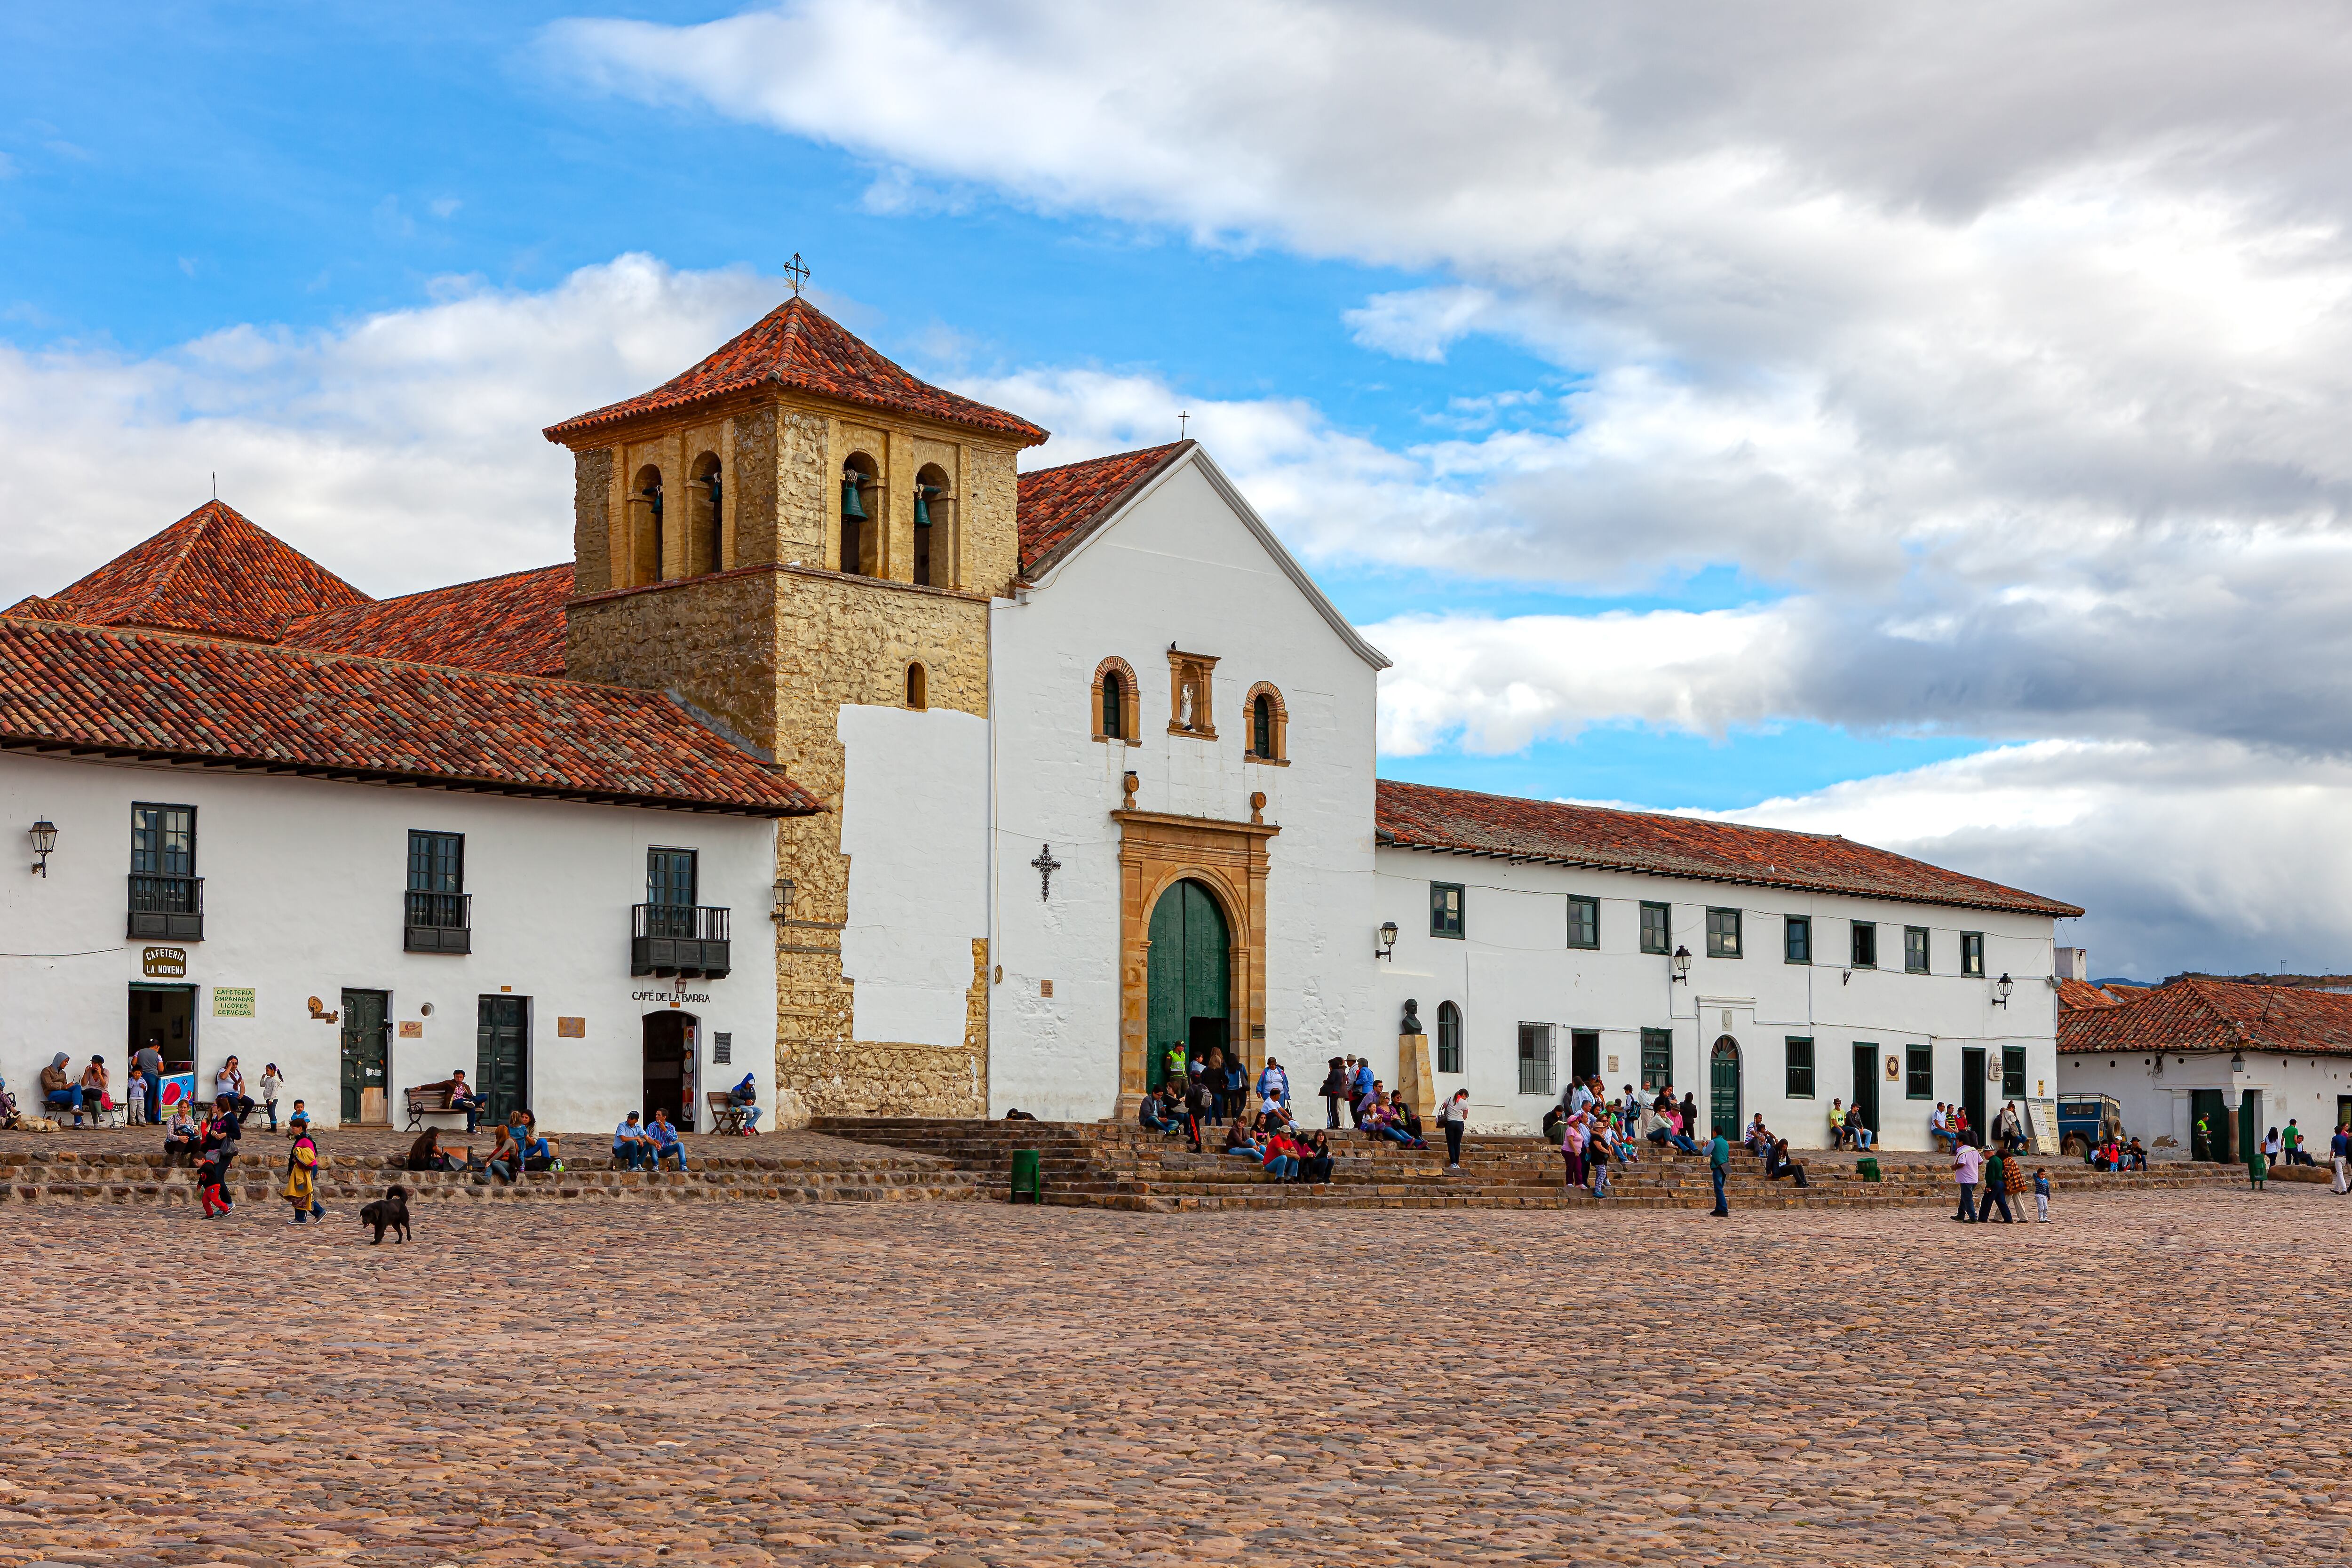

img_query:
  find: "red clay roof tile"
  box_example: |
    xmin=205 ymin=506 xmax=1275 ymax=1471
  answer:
xmin=2059 ymin=975 xmax=2352 ymax=1058
xmin=1016 ymin=441 xmax=1191 ymax=577
xmin=544 ymin=297 xmax=1048 ymax=446
xmin=8 ymin=501 xmax=371 ymax=642
xmin=282 ymin=564 xmax=571 ymax=677
xmin=1375 ymin=778 xmax=2083 ymax=917
xmin=0 ymin=619 xmax=816 ymax=816
xmin=2058 ymin=977 xmax=2126 ymax=1013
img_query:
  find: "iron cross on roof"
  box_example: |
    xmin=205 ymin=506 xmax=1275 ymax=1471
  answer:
xmin=1031 ymin=843 xmax=1063 ymax=900
xmin=784 ymin=252 xmax=809 ymax=298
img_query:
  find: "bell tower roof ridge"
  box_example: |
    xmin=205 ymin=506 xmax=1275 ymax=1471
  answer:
xmin=543 ymin=295 xmax=1049 ymax=447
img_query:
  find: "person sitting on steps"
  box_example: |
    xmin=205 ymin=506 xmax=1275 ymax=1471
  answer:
xmin=1764 ymin=1137 xmax=1808 ymax=1186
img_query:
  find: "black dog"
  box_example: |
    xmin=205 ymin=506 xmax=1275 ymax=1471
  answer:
xmin=358 ymin=1184 xmax=412 ymax=1245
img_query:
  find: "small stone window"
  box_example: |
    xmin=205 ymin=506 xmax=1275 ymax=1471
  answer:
xmin=905 ymin=661 xmax=928 ymax=711
xmin=1092 ymin=656 xmax=1140 ymax=745
xmin=1243 ymin=682 xmax=1288 ymax=764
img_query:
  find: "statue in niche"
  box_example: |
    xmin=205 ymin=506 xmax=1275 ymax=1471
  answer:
xmin=1178 ymin=673 xmax=1197 ymax=730
xmin=1400 ymin=998 xmax=1424 ymax=1035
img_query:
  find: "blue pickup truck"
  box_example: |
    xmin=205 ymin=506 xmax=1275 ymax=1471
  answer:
xmin=2056 ymin=1093 xmax=2122 ymax=1158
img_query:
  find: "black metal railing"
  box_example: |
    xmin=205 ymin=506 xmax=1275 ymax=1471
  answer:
xmin=127 ymin=874 xmax=204 ymax=940
xmin=631 ymin=903 xmax=730 ymax=978
xmin=404 ymin=890 xmax=472 ymax=955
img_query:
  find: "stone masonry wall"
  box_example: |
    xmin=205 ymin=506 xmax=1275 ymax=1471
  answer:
xmin=572 ymin=447 xmax=615 ymax=597
xmin=564 ymin=571 xmax=783 ymax=753
xmin=769 ymin=567 xmax=991 ymax=1118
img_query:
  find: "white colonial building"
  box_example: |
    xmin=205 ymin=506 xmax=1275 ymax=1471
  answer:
xmin=0 ymin=289 xmax=2082 ymax=1146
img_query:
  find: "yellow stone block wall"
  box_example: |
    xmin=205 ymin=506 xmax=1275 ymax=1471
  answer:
xmin=570 ymin=448 xmax=614 ymax=596
xmin=564 ymin=571 xmax=782 ymax=753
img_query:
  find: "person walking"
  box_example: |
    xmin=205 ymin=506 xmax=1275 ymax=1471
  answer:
xmin=1589 ymin=1120 xmax=1613 ymax=1200
xmin=1977 ymin=1146 xmax=2014 ymax=1222
xmin=2033 ymin=1165 xmax=2052 ymax=1222
xmin=1707 ymin=1126 xmax=1731 ymax=1216
xmin=2332 ymin=1123 xmax=2351 ymax=1195
xmin=2249 ymin=1136 xmax=2269 ymax=1192
xmin=1951 ymin=1139 xmax=1980 ymax=1222
xmin=282 ymin=1129 xmax=324 ymax=1225
xmin=1560 ymin=1112 xmax=1587 ymax=1194
xmin=1440 ymin=1088 xmax=1470 ymax=1171
xmin=1350 ymin=1056 xmax=1375 ymax=1126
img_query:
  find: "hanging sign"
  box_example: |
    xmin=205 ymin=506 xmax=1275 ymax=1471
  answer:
xmin=142 ymin=947 xmax=187 ymax=978
xmin=210 ymin=987 xmax=255 ymax=1018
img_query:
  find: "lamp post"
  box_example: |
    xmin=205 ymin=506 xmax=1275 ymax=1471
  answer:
xmin=1376 ymin=921 xmax=1398 ymax=962
xmin=1671 ymin=945 xmax=1692 ymax=984
xmin=27 ymin=818 xmax=54 ymax=877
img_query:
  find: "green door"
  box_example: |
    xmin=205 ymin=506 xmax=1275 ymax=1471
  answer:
xmin=339 ymin=988 xmax=389 ymax=1124
xmin=2239 ymin=1090 xmax=2262 ymax=1170
xmin=1852 ymin=1043 xmax=1879 ymax=1135
xmin=2190 ymin=1088 xmax=2225 ymax=1161
xmin=1146 ymin=879 xmax=1229 ymax=1091
xmin=476 ymin=995 xmax=529 ymax=1126
xmin=1709 ymin=1037 xmax=1740 ymax=1138
xmin=1961 ymin=1048 xmax=1987 ymax=1146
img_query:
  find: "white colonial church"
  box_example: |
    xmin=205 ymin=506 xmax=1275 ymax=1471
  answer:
xmin=0 ymin=292 xmax=2076 ymax=1150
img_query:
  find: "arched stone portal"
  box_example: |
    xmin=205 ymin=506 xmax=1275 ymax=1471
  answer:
xmin=1114 ymin=807 xmax=1279 ymax=1116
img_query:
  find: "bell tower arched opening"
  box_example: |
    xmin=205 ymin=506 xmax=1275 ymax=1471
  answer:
xmin=632 ymin=465 xmax=666 ymax=585
xmin=840 ymin=454 xmax=878 ymax=576
xmin=690 ymin=451 xmax=723 ymax=575
xmin=913 ymin=462 xmax=951 ymax=588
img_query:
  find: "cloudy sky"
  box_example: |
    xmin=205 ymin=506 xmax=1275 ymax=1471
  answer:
xmin=7 ymin=0 xmax=2352 ymax=979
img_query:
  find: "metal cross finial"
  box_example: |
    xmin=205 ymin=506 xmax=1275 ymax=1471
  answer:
xmin=1177 ymin=410 xmax=1189 ymax=438
xmin=784 ymin=253 xmax=810 ymax=298
xmin=1031 ymin=843 xmax=1063 ymax=900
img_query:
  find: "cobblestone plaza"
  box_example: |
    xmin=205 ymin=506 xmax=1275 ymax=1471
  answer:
xmin=4 ymin=1188 xmax=2347 ymax=1566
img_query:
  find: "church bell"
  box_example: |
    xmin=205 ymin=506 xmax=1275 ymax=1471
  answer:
xmin=913 ymin=485 xmax=936 ymax=528
xmin=840 ymin=474 xmax=867 ymax=521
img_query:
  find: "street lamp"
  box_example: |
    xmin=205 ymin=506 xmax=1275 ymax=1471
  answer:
xmin=28 ymin=818 xmax=55 ymax=876
xmin=1993 ymin=972 xmax=2013 ymax=1008
xmin=1671 ymin=945 xmax=1692 ymax=984
xmin=771 ymin=876 xmax=795 ymax=921
xmin=1376 ymin=921 xmax=1398 ymax=961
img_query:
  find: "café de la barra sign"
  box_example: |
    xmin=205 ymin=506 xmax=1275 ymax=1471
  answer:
xmin=632 ymin=989 xmax=710 ymax=1004
xmin=141 ymin=946 xmax=187 ymax=978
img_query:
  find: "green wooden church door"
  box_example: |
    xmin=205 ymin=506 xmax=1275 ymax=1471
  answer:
xmin=1709 ymin=1037 xmax=1741 ymax=1138
xmin=1146 ymin=879 xmax=1230 ymax=1091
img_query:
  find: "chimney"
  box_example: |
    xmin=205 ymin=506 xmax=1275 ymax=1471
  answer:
xmin=2055 ymin=947 xmax=2088 ymax=982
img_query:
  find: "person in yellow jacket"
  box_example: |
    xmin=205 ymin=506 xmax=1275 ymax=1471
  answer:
xmin=282 ymin=1130 xmax=326 ymax=1225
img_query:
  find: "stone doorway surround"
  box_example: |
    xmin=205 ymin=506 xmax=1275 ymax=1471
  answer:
xmin=1112 ymin=808 xmax=1278 ymax=1118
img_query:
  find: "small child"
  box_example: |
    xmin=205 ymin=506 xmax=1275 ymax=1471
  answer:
xmin=126 ymin=1073 xmax=148 ymax=1127
xmin=197 ymin=1152 xmax=231 ymax=1218
xmin=286 ymin=1099 xmax=311 ymax=1138
xmin=2033 ymin=1166 xmax=2051 ymax=1222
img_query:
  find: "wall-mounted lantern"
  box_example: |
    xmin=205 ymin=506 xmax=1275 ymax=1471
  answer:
xmin=1993 ymin=972 xmax=2014 ymax=1008
xmin=28 ymin=818 xmax=55 ymax=877
xmin=1376 ymin=921 xmax=1398 ymax=962
xmin=771 ymin=876 xmax=796 ymax=922
xmin=1671 ymin=945 xmax=1692 ymax=984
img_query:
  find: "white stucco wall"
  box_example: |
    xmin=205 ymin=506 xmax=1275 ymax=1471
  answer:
xmin=985 ymin=454 xmax=1382 ymax=1120
xmin=838 ymin=702 xmax=989 ymax=1047
xmin=2059 ymin=1047 xmax=2352 ymax=1160
xmin=1371 ymin=847 xmax=2062 ymax=1150
xmin=0 ymin=751 xmax=777 ymax=1136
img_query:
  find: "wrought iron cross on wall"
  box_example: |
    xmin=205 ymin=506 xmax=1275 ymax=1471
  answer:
xmin=1031 ymin=844 xmax=1063 ymax=900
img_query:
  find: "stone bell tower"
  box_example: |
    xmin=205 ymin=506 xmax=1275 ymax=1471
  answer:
xmin=544 ymin=294 xmax=1049 ymax=1117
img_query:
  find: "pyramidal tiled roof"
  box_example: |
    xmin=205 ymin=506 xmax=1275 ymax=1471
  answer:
xmin=282 ymin=563 xmax=572 ymax=677
xmin=543 ymin=296 xmax=1049 ymax=446
xmin=1017 ymin=441 xmax=1192 ymax=577
xmin=7 ymin=501 xmax=371 ymax=642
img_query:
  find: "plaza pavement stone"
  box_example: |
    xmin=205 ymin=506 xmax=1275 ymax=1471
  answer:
xmin=1 ymin=1185 xmax=2349 ymax=1566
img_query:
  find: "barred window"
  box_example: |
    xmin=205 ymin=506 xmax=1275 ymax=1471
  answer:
xmin=1905 ymin=1043 xmax=1933 ymax=1099
xmin=1517 ymin=1023 xmax=1554 ymax=1097
xmin=1785 ymin=1037 xmax=1815 ymax=1098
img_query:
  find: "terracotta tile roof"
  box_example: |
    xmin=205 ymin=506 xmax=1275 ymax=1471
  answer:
xmin=282 ymin=564 xmax=571 ymax=677
xmin=2058 ymin=977 xmax=2127 ymax=1013
xmin=1375 ymin=778 xmax=2084 ymax=917
xmin=1016 ymin=441 xmax=1191 ymax=577
xmin=6 ymin=501 xmax=371 ymax=642
xmin=2059 ymin=975 xmax=2352 ymax=1058
xmin=544 ymin=297 xmax=1048 ymax=446
xmin=0 ymin=619 xmax=817 ymax=816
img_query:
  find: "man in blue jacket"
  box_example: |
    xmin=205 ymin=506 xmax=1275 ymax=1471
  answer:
xmin=1708 ymin=1129 xmax=1731 ymax=1217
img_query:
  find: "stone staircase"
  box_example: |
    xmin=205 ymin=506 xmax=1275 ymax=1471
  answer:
xmin=811 ymin=1117 xmax=2252 ymax=1213
xmin=0 ymin=1145 xmax=979 ymax=1208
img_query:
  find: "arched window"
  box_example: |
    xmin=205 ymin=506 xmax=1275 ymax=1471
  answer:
xmin=913 ymin=462 xmax=951 ymax=588
xmin=633 ymin=465 xmax=665 ymax=584
xmin=1437 ymin=1001 xmax=1463 ymax=1075
xmin=691 ymin=451 xmax=723 ymax=574
xmin=905 ymin=661 xmax=928 ymax=710
xmin=1243 ymin=682 xmax=1288 ymax=764
xmin=840 ymin=454 xmax=877 ymax=576
xmin=1092 ymin=656 xmax=1140 ymax=745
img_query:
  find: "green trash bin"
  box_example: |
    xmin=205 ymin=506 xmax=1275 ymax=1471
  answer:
xmin=1857 ymin=1156 xmax=1882 ymax=1184
xmin=1009 ymin=1147 xmax=1042 ymax=1204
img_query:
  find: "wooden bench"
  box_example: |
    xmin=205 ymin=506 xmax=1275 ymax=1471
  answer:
xmin=704 ymin=1090 xmax=752 ymax=1137
xmin=403 ymin=1087 xmax=472 ymax=1132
